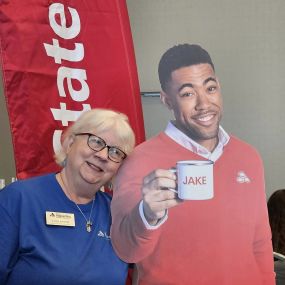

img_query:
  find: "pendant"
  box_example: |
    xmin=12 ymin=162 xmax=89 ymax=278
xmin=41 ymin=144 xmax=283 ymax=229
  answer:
xmin=86 ymin=221 xmax=92 ymax=233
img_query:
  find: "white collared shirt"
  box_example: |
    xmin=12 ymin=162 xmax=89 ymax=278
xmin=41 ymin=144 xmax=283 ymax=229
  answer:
xmin=139 ymin=122 xmax=230 ymax=230
xmin=164 ymin=121 xmax=230 ymax=162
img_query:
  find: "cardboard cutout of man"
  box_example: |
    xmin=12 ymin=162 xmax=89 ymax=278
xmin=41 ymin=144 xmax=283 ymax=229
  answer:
xmin=111 ymin=44 xmax=275 ymax=285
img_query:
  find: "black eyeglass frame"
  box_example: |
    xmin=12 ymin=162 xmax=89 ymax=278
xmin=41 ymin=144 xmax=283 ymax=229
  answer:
xmin=74 ymin=132 xmax=127 ymax=163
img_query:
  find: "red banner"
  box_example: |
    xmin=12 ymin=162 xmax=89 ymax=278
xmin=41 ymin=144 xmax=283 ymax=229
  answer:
xmin=0 ymin=0 xmax=145 ymax=179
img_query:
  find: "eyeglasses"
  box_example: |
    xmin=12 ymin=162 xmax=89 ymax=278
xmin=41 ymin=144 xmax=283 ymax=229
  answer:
xmin=74 ymin=133 xmax=127 ymax=163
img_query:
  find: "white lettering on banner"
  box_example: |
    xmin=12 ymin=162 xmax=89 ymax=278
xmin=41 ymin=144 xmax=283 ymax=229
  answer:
xmin=43 ymin=2 xmax=91 ymax=152
xmin=51 ymin=103 xmax=91 ymax=127
xmin=53 ymin=130 xmax=63 ymax=154
xmin=49 ymin=3 xmax=80 ymax=39
xmin=44 ymin=39 xmax=84 ymax=64
xmin=57 ymin=67 xmax=89 ymax=101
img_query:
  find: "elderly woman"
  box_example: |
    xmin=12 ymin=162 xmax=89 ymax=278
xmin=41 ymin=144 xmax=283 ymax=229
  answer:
xmin=0 ymin=109 xmax=135 ymax=285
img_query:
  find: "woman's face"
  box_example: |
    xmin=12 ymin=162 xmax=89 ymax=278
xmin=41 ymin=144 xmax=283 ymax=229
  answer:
xmin=65 ymin=129 xmax=124 ymax=189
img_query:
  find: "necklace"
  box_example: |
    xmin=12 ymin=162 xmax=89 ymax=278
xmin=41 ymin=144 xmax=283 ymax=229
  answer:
xmin=73 ymin=198 xmax=95 ymax=232
xmin=58 ymin=173 xmax=95 ymax=233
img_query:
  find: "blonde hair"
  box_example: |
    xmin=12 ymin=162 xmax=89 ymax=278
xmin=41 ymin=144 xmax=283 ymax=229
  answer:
xmin=54 ymin=108 xmax=136 ymax=166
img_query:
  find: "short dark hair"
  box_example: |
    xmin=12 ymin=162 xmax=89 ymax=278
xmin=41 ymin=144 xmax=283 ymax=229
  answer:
xmin=158 ymin=44 xmax=215 ymax=92
xmin=267 ymin=189 xmax=285 ymax=255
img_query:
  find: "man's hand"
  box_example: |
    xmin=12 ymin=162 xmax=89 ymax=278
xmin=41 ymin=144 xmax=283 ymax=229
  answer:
xmin=142 ymin=169 xmax=182 ymax=225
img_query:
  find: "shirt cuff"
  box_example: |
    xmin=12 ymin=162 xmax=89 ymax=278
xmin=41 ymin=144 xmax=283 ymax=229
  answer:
xmin=139 ymin=200 xmax=168 ymax=230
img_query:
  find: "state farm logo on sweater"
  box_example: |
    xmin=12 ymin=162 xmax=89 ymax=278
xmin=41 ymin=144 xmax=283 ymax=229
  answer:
xmin=236 ymin=171 xmax=251 ymax=183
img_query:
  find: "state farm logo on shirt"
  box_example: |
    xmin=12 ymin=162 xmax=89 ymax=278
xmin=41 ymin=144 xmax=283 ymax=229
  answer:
xmin=236 ymin=171 xmax=251 ymax=184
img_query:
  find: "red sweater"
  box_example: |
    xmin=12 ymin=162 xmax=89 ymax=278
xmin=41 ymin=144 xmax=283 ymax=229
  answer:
xmin=111 ymin=133 xmax=275 ymax=285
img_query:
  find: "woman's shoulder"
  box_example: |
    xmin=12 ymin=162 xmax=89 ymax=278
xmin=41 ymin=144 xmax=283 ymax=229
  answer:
xmin=0 ymin=173 xmax=57 ymax=200
xmin=96 ymin=190 xmax=112 ymax=204
xmin=6 ymin=172 xmax=54 ymax=187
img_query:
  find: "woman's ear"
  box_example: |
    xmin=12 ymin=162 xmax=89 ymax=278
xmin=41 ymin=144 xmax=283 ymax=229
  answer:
xmin=160 ymin=91 xmax=173 ymax=110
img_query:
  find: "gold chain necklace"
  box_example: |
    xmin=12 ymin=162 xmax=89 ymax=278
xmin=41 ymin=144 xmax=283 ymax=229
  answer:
xmin=58 ymin=173 xmax=95 ymax=233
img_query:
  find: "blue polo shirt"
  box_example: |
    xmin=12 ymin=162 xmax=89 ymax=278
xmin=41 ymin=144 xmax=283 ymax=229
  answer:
xmin=0 ymin=173 xmax=128 ymax=285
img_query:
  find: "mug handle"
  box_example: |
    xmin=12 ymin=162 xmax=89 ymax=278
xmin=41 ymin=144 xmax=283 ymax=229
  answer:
xmin=168 ymin=168 xmax=178 ymax=193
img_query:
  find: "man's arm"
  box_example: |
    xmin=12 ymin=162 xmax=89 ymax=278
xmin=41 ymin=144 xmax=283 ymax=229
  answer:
xmin=110 ymin=158 xmax=180 ymax=262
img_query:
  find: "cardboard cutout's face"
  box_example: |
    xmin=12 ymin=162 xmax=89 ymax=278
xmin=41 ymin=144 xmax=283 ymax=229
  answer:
xmin=161 ymin=63 xmax=223 ymax=151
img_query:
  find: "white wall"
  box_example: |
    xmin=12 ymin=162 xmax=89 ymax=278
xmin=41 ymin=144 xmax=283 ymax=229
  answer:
xmin=127 ymin=0 xmax=285 ymax=198
xmin=1 ymin=1 xmax=284 ymax=197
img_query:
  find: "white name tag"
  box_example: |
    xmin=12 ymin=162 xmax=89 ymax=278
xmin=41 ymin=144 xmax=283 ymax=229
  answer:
xmin=46 ymin=211 xmax=75 ymax=227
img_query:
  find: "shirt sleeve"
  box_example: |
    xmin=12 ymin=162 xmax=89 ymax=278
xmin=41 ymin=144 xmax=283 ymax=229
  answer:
xmin=110 ymin=153 xmax=165 ymax=263
xmin=0 ymin=203 xmax=19 ymax=284
xmin=139 ymin=201 xmax=168 ymax=230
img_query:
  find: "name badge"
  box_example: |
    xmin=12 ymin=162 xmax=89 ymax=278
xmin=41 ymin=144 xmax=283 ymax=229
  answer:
xmin=46 ymin=211 xmax=75 ymax=227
